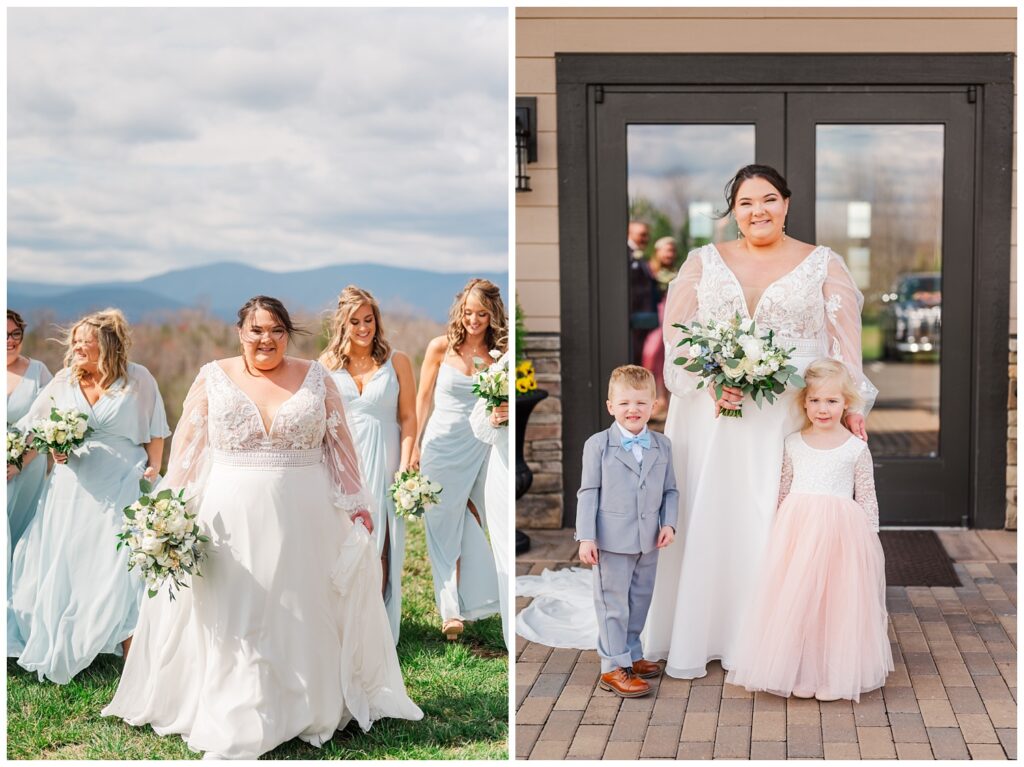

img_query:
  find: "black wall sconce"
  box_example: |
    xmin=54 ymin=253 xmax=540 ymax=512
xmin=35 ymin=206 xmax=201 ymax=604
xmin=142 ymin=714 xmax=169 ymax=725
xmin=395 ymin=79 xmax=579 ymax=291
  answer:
xmin=515 ymin=97 xmax=537 ymax=193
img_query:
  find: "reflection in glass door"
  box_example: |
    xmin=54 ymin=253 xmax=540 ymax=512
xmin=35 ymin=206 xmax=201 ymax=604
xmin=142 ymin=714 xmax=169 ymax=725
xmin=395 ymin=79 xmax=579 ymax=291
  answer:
xmin=591 ymin=91 xmax=784 ymax=425
xmin=627 ymin=125 xmax=753 ymax=253
xmin=787 ymin=91 xmax=975 ymax=525
xmin=626 ymin=125 xmax=754 ymax=391
xmin=815 ymin=125 xmax=944 ymax=459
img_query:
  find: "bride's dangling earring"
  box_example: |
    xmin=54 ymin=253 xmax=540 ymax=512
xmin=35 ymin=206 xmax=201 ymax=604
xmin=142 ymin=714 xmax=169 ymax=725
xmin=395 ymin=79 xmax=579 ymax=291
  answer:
xmin=782 ymin=221 xmax=788 ymax=242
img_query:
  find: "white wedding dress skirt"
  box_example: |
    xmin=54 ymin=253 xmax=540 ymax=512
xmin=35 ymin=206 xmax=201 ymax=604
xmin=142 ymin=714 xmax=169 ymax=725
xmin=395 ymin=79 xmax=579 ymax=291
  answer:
xmin=515 ymin=567 xmax=597 ymax=650
xmin=102 ymin=455 xmax=423 ymax=758
xmin=641 ymin=353 xmax=812 ymax=678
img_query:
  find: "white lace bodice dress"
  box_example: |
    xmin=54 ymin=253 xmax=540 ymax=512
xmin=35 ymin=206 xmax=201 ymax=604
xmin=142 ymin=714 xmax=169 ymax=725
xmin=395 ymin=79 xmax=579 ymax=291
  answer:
xmin=102 ymin=360 xmax=422 ymax=759
xmin=642 ymin=244 xmax=877 ymax=679
xmin=724 ymin=433 xmax=892 ymax=700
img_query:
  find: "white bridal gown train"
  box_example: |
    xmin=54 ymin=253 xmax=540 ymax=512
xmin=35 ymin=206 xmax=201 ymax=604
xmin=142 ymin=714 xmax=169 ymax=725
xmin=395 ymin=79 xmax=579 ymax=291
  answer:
xmin=102 ymin=361 xmax=422 ymax=759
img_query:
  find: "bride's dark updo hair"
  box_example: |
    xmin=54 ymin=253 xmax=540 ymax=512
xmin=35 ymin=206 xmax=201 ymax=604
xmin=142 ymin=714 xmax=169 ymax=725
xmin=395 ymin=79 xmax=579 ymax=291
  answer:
xmin=236 ymin=295 xmax=308 ymax=338
xmin=719 ymin=164 xmax=792 ymax=218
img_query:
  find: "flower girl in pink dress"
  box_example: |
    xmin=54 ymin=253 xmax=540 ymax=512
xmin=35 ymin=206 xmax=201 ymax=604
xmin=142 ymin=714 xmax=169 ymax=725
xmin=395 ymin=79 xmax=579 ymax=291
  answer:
xmin=725 ymin=359 xmax=893 ymax=702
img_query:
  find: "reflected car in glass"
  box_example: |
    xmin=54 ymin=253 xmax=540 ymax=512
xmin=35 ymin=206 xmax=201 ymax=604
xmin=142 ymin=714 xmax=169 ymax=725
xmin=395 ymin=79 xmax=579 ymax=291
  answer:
xmin=880 ymin=272 xmax=941 ymax=359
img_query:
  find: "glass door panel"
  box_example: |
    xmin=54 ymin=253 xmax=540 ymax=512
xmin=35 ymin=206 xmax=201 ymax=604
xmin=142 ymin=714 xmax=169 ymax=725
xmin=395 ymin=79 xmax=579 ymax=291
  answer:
xmin=786 ymin=92 xmax=974 ymax=525
xmin=625 ymin=125 xmax=754 ymax=375
xmin=815 ymin=124 xmax=944 ymax=459
xmin=627 ymin=124 xmax=754 ymax=253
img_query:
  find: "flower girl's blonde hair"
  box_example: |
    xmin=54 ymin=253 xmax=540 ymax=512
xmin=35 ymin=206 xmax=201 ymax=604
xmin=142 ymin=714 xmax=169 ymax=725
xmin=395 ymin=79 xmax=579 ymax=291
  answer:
xmin=800 ymin=359 xmax=863 ymax=424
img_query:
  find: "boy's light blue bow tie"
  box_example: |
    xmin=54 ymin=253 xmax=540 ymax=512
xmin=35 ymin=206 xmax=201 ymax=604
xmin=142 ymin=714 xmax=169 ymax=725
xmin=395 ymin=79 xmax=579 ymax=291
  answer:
xmin=621 ymin=432 xmax=651 ymax=450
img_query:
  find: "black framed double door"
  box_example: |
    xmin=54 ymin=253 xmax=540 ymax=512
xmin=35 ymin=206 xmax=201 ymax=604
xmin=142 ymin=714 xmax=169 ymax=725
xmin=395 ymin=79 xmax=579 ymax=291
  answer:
xmin=593 ymin=88 xmax=976 ymax=526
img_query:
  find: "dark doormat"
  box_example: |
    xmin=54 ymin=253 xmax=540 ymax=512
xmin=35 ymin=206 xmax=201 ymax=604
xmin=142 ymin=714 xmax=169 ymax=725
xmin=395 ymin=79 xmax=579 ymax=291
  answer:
xmin=880 ymin=530 xmax=961 ymax=587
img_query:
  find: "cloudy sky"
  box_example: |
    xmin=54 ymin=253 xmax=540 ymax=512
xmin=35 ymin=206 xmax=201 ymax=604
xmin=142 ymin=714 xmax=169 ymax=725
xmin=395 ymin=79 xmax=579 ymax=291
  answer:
xmin=8 ymin=8 xmax=508 ymax=283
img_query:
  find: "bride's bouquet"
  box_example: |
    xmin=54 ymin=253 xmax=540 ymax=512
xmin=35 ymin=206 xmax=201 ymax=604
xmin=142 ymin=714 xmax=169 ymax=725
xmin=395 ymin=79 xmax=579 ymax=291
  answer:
xmin=28 ymin=404 xmax=93 ymax=456
xmin=117 ymin=479 xmax=209 ymax=600
xmin=7 ymin=426 xmax=27 ymax=470
xmin=671 ymin=312 xmax=805 ymax=418
xmin=389 ymin=468 xmax=442 ymax=520
xmin=472 ymin=349 xmax=509 ymax=415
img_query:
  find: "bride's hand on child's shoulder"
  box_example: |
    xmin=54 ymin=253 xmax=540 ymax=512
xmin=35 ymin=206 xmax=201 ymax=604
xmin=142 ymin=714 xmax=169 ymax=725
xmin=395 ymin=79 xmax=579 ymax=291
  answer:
xmin=844 ymin=412 xmax=868 ymax=441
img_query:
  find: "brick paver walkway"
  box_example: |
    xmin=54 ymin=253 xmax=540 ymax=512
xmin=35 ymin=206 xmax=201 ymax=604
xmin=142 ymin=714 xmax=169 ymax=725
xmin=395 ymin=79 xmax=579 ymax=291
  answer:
xmin=515 ymin=529 xmax=1016 ymax=760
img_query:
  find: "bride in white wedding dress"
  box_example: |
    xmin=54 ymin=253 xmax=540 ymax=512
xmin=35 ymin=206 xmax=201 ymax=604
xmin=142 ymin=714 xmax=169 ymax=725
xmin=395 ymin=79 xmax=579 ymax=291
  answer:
xmin=514 ymin=166 xmax=876 ymax=681
xmin=641 ymin=165 xmax=877 ymax=679
xmin=103 ymin=296 xmax=422 ymax=759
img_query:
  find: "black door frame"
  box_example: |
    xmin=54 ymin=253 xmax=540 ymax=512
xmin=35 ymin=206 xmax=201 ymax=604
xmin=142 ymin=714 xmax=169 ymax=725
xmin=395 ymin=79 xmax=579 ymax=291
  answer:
xmin=556 ymin=53 xmax=1013 ymax=529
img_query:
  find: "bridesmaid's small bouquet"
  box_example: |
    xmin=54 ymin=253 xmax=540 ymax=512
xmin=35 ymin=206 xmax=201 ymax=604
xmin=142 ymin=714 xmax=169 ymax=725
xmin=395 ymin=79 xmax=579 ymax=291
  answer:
xmin=28 ymin=404 xmax=93 ymax=456
xmin=117 ymin=479 xmax=209 ymax=600
xmin=7 ymin=426 xmax=28 ymax=470
xmin=472 ymin=350 xmax=509 ymax=414
xmin=672 ymin=312 xmax=805 ymax=418
xmin=390 ymin=468 xmax=442 ymax=520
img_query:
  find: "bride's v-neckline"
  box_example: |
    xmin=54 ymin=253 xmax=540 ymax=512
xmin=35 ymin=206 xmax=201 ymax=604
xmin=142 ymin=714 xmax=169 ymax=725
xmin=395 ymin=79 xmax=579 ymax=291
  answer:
xmin=214 ymin=360 xmax=316 ymax=438
xmin=709 ymin=243 xmax=824 ymax=319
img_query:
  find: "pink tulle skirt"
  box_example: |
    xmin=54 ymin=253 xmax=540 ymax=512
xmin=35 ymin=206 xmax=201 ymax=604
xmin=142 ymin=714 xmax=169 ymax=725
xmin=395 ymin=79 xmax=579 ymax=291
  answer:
xmin=725 ymin=493 xmax=893 ymax=702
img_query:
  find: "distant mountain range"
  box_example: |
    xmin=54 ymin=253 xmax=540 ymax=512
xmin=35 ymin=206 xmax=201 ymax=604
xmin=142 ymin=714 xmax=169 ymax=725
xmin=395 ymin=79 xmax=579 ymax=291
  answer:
xmin=9 ymin=262 xmax=509 ymax=323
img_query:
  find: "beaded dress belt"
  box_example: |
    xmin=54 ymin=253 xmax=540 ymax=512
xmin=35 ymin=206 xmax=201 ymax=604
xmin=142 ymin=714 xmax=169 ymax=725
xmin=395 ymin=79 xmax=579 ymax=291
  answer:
xmin=775 ymin=337 xmax=822 ymax=356
xmin=212 ymin=447 xmax=323 ymax=468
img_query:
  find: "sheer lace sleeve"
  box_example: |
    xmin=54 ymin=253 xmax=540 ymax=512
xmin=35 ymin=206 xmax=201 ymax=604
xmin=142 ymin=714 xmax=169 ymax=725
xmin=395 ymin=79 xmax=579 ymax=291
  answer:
xmin=157 ymin=367 xmax=210 ymax=501
xmin=663 ymin=251 xmax=704 ymax=397
xmin=323 ymin=368 xmax=373 ymax=514
xmin=822 ymin=252 xmax=878 ymax=414
xmin=853 ymin=445 xmax=880 ymax=532
xmin=777 ymin=442 xmax=794 ymax=508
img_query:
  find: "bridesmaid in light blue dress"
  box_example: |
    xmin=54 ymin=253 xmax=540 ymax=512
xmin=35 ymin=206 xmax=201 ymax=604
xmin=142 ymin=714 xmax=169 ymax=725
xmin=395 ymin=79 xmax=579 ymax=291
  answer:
xmin=322 ymin=286 xmax=418 ymax=643
xmin=8 ymin=309 xmax=169 ymax=683
xmin=7 ymin=310 xmax=53 ymax=568
xmin=414 ymin=279 xmax=506 ymax=640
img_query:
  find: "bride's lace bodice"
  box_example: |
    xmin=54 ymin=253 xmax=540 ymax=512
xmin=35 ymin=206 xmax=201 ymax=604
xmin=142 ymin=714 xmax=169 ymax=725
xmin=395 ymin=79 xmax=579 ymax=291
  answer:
xmin=777 ymin=432 xmax=879 ymax=532
xmin=159 ymin=360 xmax=371 ymax=512
xmin=697 ymin=245 xmax=831 ymax=341
xmin=206 ymin=361 xmax=328 ymax=451
xmin=663 ymin=243 xmax=878 ymax=411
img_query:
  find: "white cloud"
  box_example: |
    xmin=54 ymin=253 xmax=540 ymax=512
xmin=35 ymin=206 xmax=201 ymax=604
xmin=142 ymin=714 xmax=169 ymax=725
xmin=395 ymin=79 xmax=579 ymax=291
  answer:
xmin=8 ymin=8 xmax=508 ymax=282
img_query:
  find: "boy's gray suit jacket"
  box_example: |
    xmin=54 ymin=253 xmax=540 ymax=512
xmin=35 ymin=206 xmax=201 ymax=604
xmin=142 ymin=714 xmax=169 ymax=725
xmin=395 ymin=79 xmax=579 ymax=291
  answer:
xmin=574 ymin=425 xmax=679 ymax=555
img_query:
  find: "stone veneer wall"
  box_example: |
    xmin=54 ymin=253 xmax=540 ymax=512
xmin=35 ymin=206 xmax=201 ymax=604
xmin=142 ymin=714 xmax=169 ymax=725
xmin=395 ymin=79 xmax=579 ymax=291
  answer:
xmin=518 ymin=332 xmax=563 ymax=529
xmin=1007 ymin=336 xmax=1017 ymax=530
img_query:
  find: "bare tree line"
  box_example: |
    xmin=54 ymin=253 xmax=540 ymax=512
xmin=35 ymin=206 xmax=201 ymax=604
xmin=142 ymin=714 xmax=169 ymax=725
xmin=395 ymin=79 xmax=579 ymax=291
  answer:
xmin=18 ymin=307 xmax=444 ymax=437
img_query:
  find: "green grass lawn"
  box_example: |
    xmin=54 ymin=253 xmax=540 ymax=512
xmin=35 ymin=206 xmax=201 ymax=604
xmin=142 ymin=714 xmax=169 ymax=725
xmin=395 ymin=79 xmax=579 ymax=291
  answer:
xmin=7 ymin=522 xmax=509 ymax=760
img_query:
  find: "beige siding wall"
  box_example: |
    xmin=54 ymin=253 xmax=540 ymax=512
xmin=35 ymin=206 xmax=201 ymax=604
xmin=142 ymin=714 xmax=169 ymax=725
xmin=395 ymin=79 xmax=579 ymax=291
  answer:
xmin=515 ymin=6 xmax=1016 ymax=334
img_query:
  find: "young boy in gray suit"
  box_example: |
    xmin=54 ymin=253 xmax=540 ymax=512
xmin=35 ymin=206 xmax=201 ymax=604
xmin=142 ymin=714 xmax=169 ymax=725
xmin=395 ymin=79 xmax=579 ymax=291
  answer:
xmin=576 ymin=365 xmax=679 ymax=697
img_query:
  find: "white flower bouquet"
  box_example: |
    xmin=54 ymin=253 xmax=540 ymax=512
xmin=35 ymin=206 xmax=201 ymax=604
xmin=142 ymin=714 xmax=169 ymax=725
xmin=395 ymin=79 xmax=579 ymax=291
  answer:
xmin=7 ymin=426 xmax=27 ymax=470
xmin=29 ymin=404 xmax=93 ymax=456
xmin=671 ymin=312 xmax=805 ymax=418
xmin=389 ymin=468 xmax=442 ymax=520
xmin=471 ymin=349 xmax=509 ymax=414
xmin=117 ymin=479 xmax=209 ymax=600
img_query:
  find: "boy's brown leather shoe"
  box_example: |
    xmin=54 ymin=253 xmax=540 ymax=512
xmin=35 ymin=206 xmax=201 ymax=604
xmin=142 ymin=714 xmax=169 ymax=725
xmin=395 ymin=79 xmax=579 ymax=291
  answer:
xmin=599 ymin=667 xmax=651 ymax=697
xmin=631 ymin=659 xmax=662 ymax=679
